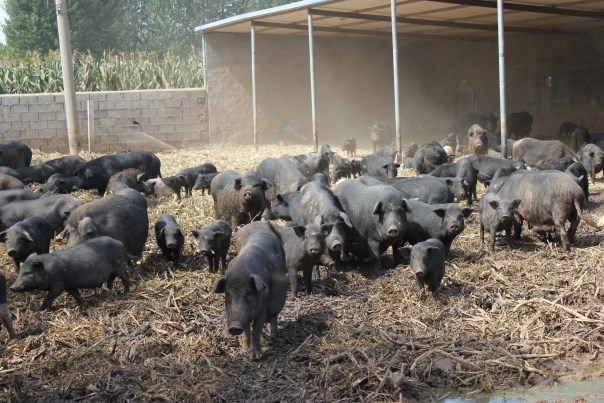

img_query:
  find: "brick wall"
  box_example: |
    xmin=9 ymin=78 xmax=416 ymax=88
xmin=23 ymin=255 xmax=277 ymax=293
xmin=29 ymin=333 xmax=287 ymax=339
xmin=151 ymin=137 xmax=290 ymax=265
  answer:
xmin=0 ymin=89 xmax=207 ymax=153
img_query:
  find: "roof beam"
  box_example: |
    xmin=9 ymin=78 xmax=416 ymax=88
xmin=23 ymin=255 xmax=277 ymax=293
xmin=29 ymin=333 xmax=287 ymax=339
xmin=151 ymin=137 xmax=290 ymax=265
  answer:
xmin=425 ymin=0 xmax=604 ymax=20
xmin=309 ymin=8 xmax=572 ymax=35
xmin=251 ymin=21 xmax=491 ymax=42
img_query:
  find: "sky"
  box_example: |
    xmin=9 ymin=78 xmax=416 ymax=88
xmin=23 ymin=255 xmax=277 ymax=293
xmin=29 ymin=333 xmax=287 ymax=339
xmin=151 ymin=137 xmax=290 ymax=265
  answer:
xmin=0 ymin=3 xmax=5 ymax=44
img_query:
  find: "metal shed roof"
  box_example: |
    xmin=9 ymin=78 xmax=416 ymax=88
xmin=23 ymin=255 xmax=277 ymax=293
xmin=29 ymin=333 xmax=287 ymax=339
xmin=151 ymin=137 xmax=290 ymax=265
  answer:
xmin=196 ymin=0 xmax=604 ymax=39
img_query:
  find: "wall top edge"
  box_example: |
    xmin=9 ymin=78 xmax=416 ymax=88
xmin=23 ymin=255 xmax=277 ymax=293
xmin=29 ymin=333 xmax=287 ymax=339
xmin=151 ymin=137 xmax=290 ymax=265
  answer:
xmin=0 ymin=88 xmax=207 ymax=98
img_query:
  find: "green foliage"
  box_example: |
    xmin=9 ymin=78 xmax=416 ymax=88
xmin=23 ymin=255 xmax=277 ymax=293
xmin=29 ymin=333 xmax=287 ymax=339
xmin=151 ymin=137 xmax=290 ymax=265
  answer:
xmin=2 ymin=0 xmax=296 ymax=56
xmin=0 ymin=51 xmax=203 ymax=94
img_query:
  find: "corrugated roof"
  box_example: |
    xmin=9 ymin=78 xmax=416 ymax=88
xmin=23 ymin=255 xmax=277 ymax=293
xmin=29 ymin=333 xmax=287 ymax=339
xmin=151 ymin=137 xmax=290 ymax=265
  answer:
xmin=196 ymin=0 xmax=604 ymax=39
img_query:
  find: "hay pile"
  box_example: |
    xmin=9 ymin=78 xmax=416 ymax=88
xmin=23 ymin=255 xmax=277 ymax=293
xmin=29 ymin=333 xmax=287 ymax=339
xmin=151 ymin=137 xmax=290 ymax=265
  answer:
xmin=0 ymin=145 xmax=602 ymax=401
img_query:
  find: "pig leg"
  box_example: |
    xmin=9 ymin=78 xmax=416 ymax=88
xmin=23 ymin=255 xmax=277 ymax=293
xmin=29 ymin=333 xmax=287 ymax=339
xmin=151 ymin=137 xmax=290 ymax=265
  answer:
xmin=415 ymin=273 xmax=425 ymax=290
xmin=213 ymin=254 xmax=220 ymax=273
xmin=302 ymin=265 xmax=313 ymax=295
xmin=107 ymin=273 xmax=117 ymax=290
xmin=479 ymin=223 xmax=485 ymax=246
xmin=288 ymin=266 xmax=299 ymax=299
xmin=220 ymin=252 xmax=228 ymax=274
xmin=117 ymin=270 xmax=130 ymax=293
xmin=206 ymin=255 xmax=214 ymax=273
xmin=11 ymin=259 xmax=20 ymax=274
xmin=40 ymin=284 xmax=66 ymax=310
xmin=489 ymin=228 xmax=497 ymax=253
xmin=67 ymin=289 xmax=86 ymax=307
xmin=505 ymin=226 xmax=513 ymax=251
xmin=367 ymin=239 xmax=382 ymax=270
xmin=249 ymin=319 xmax=265 ymax=361
xmin=0 ymin=302 xmax=16 ymax=339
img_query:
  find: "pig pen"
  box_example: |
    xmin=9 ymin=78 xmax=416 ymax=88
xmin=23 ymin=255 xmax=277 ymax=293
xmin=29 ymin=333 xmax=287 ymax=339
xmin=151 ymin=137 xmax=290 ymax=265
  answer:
xmin=0 ymin=145 xmax=603 ymax=401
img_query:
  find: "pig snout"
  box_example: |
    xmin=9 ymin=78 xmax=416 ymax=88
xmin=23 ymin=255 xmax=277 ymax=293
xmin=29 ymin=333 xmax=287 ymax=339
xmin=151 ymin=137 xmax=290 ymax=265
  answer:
xmin=500 ymin=214 xmax=512 ymax=224
xmin=228 ymin=322 xmax=244 ymax=336
xmin=330 ymin=240 xmax=342 ymax=252
xmin=309 ymin=246 xmax=320 ymax=256
xmin=387 ymin=227 xmax=399 ymax=238
xmin=7 ymin=249 xmax=17 ymax=258
xmin=10 ymin=283 xmax=23 ymax=292
xmin=449 ymin=223 xmax=461 ymax=233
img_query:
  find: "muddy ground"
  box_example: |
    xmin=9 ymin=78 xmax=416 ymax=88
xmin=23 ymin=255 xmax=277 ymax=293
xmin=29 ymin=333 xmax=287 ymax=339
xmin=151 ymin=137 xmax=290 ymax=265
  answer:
xmin=0 ymin=145 xmax=602 ymax=401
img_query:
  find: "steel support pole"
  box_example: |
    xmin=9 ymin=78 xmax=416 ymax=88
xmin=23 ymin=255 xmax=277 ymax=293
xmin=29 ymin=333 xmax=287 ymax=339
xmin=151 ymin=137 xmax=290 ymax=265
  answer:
xmin=202 ymin=33 xmax=212 ymax=144
xmin=390 ymin=0 xmax=401 ymax=160
xmin=308 ymin=12 xmax=318 ymax=152
xmin=497 ymin=0 xmax=508 ymax=158
xmin=87 ymin=100 xmax=94 ymax=153
xmin=55 ymin=0 xmax=80 ymax=155
xmin=251 ymin=25 xmax=259 ymax=153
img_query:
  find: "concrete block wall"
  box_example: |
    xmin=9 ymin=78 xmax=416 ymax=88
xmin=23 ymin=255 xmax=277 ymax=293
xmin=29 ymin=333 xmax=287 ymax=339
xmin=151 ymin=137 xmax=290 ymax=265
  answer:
xmin=0 ymin=89 xmax=207 ymax=153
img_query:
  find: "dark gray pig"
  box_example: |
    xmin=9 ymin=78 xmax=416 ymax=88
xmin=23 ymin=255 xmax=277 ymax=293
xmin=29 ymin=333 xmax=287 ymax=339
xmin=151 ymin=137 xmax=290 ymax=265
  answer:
xmin=105 ymin=168 xmax=150 ymax=195
xmin=155 ymin=214 xmax=185 ymax=266
xmin=289 ymin=152 xmax=330 ymax=182
xmin=0 ymin=141 xmax=32 ymax=168
xmin=193 ymin=219 xmax=232 ymax=273
xmin=0 ymin=166 xmax=24 ymax=181
xmin=278 ymin=223 xmax=332 ymax=298
xmin=369 ymin=122 xmax=394 ymax=152
xmin=0 ymin=216 xmax=54 ymax=272
xmin=402 ymin=199 xmax=473 ymax=255
xmin=408 ymin=238 xmax=446 ymax=293
xmin=43 ymin=173 xmax=79 ymax=194
xmin=268 ymin=191 xmax=301 ymax=222
xmin=369 ymin=176 xmax=455 ymax=205
xmin=512 ymin=138 xmax=576 ymax=167
xmin=0 ymin=273 xmax=16 ymax=339
xmin=565 ymin=162 xmax=589 ymax=201
xmin=74 ymin=151 xmax=161 ymax=195
xmin=10 ymin=236 xmax=129 ymax=310
xmin=193 ymin=172 xmax=219 ymax=195
xmin=334 ymin=179 xmax=408 ymax=268
xmin=0 ymin=189 xmax=39 ymax=208
xmin=342 ymin=138 xmax=356 ymax=157
xmin=212 ymin=170 xmax=272 ymax=230
xmin=413 ymin=141 xmax=448 ymax=175
xmin=145 ymin=176 xmax=182 ymax=200
xmin=177 ymin=163 xmax=217 ymax=197
xmin=479 ymin=193 xmax=521 ymax=252
xmin=0 ymin=174 xmax=25 ymax=190
xmin=361 ymin=154 xmax=400 ymax=178
xmin=44 ymin=155 xmax=87 ymax=176
xmin=496 ymin=170 xmax=591 ymax=251
xmin=578 ymin=143 xmax=604 ymax=184
xmin=0 ymin=194 xmax=84 ymax=233
xmin=64 ymin=189 xmax=148 ymax=259
xmin=212 ymin=221 xmax=287 ymax=360
xmin=15 ymin=164 xmax=56 ymax=184
xmin=257 ymin=156 xmax=307 ymax=198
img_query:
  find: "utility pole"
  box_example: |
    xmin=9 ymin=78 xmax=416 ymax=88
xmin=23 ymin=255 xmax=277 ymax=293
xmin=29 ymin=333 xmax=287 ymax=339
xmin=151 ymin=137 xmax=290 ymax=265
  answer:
xmin=55 ymin=0 xmax=80 ymax=154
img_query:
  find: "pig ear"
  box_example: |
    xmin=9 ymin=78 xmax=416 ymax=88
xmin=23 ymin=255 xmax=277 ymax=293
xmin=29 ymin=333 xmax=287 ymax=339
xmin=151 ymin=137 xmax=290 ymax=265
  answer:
xmin=212 ymin=277 xmax=226 ymax=293
xmin=401 ymin=199 xmax=410 ymax=212
xmin=394 ymin=163 xmax=401 ymax=168
xmin=511 ymin=199 xmax=522 ymax=209
xmin=0 ymin=231 xmax=6 ymax=243
xmin=276 ymin=194 xmax=286 ymax=205
xmin=84 ymin=168 xmax=94 ymax=179
xmin=427 ymin=246 xmax=439 ymax=255
xmin=159 ymin=228 xmax=166 ymax=236
xmin=444 ymin=179 xmax=453 ymax=186
xmin=321 ymin=223 xmax=333 ymax=236
xmin=262 ymin=179 xmax=273 ymax=191
xmin=488 ymin=200 xmax=499 ymax=209
xmin=23 ymin=231 xmax=34 ymax=242
xmin=382 ymin=164 xmax=390 ymax=170
xmin=372 ymin=201 xmax=383 ymax=215
xmin=136 ymin=173 xmax=146 ymax=182
xmin=233 ymin=178 xmax=243 ymax=190
xmin=433 ymin=208 xmax=446 ymax=218
xmin=191 ymin=230 xmax=200 ymax=238
xmin=462 ymin=208 xmax=474 ymax=218
xmin=250 ymin=274 xmax=266 ymax=293
xmin=179 ymin=229 xmax=186 ymax=238
xmin=461 ymin=178 xmax=469 ymax=186
xmin=213 ymin=231 xmax=224 ymax=239
xmin=340 ymin=212 xmax=353 ymax=228
xmin=56 ymin=178 xmax=65 ymax=185
xmin=292 ymin=226 xmax=306 ymax=238
xmin=33 ymin=260 xmax=44 ymax=270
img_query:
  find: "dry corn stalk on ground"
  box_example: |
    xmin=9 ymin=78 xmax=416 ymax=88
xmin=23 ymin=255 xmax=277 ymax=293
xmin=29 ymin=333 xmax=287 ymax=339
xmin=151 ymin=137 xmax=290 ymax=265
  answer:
xmin=0 ymin=144 xmax=602 ymax=401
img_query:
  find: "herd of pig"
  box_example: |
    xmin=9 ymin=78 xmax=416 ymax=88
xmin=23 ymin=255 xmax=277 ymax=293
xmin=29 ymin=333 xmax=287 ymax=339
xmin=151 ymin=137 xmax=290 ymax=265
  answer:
xmin=0 ymin=120 xmax=602 ymax=360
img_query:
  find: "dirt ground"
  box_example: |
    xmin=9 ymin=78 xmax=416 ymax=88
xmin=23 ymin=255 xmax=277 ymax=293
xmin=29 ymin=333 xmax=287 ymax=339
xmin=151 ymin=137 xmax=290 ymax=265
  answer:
xmin=0 ymin=144 xmax=602 ymax=401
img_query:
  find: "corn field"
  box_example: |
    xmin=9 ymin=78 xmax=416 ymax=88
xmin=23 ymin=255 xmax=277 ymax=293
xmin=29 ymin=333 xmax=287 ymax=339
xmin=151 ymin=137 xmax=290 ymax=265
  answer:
xmin=0 ymin=51 xmax=204 ymax=94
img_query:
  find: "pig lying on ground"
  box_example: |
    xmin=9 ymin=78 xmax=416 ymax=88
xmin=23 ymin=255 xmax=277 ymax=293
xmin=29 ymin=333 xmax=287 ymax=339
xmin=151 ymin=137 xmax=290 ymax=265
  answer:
xmin=145 ymin=176 xmax=182 ymax=200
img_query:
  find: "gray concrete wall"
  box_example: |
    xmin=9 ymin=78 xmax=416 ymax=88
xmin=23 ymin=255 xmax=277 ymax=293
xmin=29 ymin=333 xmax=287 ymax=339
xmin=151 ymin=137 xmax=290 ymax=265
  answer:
xmin=205 ymin=31 xmax=604 ymax=148
xmin=0 ymin=89 xmax=207 ymax=153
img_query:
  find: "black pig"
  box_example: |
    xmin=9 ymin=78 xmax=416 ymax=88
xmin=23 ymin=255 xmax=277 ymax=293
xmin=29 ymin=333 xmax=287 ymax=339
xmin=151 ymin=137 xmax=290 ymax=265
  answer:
xmin=155 ymin=214 xmax=185 ymax=266
xmin=0 ymin=216 xmax=54 ymax=272
xmin=192 ymin=219 xmax=232 ymax=273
